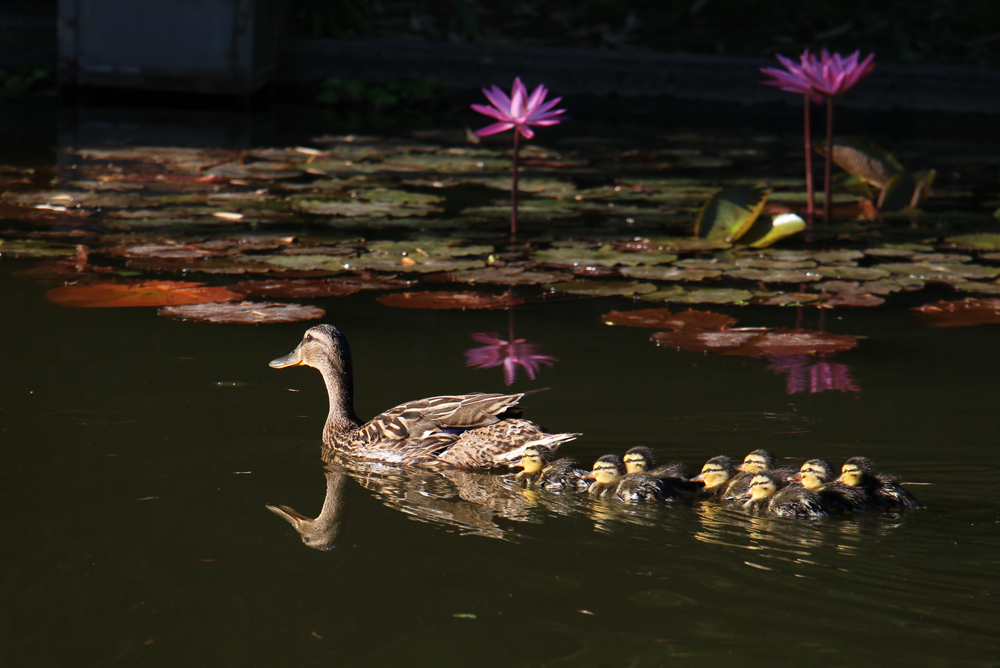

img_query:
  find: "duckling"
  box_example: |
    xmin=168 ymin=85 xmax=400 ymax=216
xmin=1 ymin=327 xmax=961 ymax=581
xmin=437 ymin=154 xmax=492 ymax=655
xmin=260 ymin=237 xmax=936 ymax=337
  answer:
xmin=622 ymin=446 xmax=698 ymax=495
xmin=514 ymin=445 xmax=589 ymax=490
xmin=742 ymin=470 xmax=828 ymax=519
xmin=587 ymin=455 xmax=627 ymax=500
xmin=723 ymin=450 xmax=795 ymax=502
xmin=789 ymin=459 xmax=876 ymax=513
xmin=836 ymin=457 xmax=924 ymax=510
xmin=586 ymin=455 xmax=679 ymax=502
xmin=689 ymin=455 xmax=737 ymax=498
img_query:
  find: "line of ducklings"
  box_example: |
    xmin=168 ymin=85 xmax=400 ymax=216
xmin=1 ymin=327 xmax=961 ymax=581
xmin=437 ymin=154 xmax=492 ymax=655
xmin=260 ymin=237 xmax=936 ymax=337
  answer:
xmin=514 ymin=446 xmax=923 ymax=519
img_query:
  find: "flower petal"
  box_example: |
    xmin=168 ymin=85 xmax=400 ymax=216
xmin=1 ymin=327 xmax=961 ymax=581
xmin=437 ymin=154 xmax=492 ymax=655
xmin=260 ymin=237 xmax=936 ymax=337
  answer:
xmin=475 ymin=122 xmax=515 ymax=137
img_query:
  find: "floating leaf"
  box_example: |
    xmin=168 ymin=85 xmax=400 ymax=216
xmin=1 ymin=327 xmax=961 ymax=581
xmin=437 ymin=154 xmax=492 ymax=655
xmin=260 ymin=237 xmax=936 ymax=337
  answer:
xmin=726 ymin=268 xmax=820 ymax=283
xmin=620 ymin=237 xmax=732 ymax=253
xmin=652 ymin=328 xmax=856 ymax=357
xmin=752 ymin=292 xmax=823 ymax=306
xmin=811 ymin=265 xmax=890 ymax=281
xmin=910 ymin=253 xmax=972 ymax=264
xmin=532 ymin=245 xmax=675 ymax=267
xmin=376 ymin=291 xmax=524 ymax=310
xmin=0 ymin=240 xmax=77 ymax=258
xmin=734 ymin=257 xmax=816 ymax=270
xmin=228 ymin=275 xmax=412 ymax=298
xmin=619 ymin=266 xmax=722 ymax=281
xmin=343 ymin=256 xmax=486 ymax=273
xmin=950 ymin=280 xmax=1000 ymax=295
xmin=641 ymin=286 xmax=754 ymax=305
xmin=941 ymin=234 xmax=1000 ymax=251
xmin=738 ymin=213 xmax=807 ymax=249
xmin=819 ymin=138 xmax=903 ymax=187
xmin=47 ymin=281 xmax=241 ymax=308
xmin=864 ymin=244 xmax=935 ymax=257
xmin=461 ymin=200 xmax=577 ymax=220
xmin=879 ymin=262 xmax=1000 ymax=281
xmin=877 ymin=172 xmax=918 ymax=212
xmin=694 ymin=185 xmax=770 ymax=242
xmin=159 ymin=301 xmax=325 ymax=323
xmin=602 ymin=308 xmax=737 ymax=330
xmin=912 ymin=298 xmax=1000 ymax=327
xmin=364 ymin=241 xmax=492 ymax=257
xmin=550 ymin=280 xmax=657 ymax=297
xmin=447 ymin=266 xmax=574 ymax=285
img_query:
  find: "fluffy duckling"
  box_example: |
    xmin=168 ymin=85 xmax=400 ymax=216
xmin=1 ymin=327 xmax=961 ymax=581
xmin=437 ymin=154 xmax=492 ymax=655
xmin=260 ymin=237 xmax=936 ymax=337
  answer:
xmin=836 ymin=457 xmax=924 ymax=510
xmin=789 ymin=459 xmax=876 ymax=513
xmin=587 ymin=455 xmax=627 ymax=500
xmin=742 ymin=470 xmax=828 ymax=519
xmin=724 ymin=450 xmax=795 ymax=502
xmin=689 ymin=455 xmax=737 ymax=498
xmin=622 ymin=446 xmax=698 ymax=495
xmin=514 ymin=445 xmax=589 ymax=490
xmin=587 ymin=455 xmax=680 ymax=502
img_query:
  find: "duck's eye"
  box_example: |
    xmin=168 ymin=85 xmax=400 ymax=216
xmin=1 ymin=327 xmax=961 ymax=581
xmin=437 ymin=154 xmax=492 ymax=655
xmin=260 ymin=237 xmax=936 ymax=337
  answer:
xmin=304 ymin=334 xmax=315 ymax=342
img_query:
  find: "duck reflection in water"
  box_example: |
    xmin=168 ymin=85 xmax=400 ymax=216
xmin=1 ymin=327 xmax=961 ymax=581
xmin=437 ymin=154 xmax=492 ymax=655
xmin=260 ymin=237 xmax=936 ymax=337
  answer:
xmin=766 ymin=355 xmax=861 ymax=394
xmin=268 ymin=452 xmax=543 ymax=548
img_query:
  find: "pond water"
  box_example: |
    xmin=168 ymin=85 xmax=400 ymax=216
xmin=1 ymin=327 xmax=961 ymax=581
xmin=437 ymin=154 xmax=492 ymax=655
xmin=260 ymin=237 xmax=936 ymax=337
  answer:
xmin=1 ymin=98 xmax=999 ymax=667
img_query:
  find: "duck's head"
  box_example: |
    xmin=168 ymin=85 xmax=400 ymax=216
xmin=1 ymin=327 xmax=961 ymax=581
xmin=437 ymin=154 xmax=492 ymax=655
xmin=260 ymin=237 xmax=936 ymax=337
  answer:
xmin=520 ymin=445 xmax=553 ymax=474
xmin=836 ymin=457 xmax=874 ymax=487
xmin=737 ymin=449 xmax=776 ymax=474
xmin=623 ymin=446 xmax=658 ymax=474
xmin=747 ymin=472 xmax=780 ymax=501
xmin=270 ymin=324 xmax=353 ymax=376
xmin=790 ymin=459 xmax=835 ymax=491
xmin=690 ymin=455 xmax=736 ymax=490
xmin=587 ymin=454 xmax=625 ymax=485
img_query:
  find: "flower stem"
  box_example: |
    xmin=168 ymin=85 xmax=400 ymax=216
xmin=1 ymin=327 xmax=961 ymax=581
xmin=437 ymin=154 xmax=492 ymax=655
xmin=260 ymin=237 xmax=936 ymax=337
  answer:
xmin=510 ymin=130 xmax=521 ymax=240
xmin=803 ymin=95 xmax=814 ymax=224
xmin=824 ymin=95 xmax=833 ymax=223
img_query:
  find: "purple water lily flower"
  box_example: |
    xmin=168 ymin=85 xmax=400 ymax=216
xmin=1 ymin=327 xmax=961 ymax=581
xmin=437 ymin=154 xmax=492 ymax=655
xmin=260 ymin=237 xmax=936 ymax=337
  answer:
xmin=471 ymin=77 xmax=567 ymax=139
xmin=766 ymin=355 xmax=861 ymax=395
xmin=470 ymin=77 xmax=567 ymax=238
xmin=761 ymin=49 xmax=875 ymax=223
xmin=465 ymin=332 xmax=556 ymax=386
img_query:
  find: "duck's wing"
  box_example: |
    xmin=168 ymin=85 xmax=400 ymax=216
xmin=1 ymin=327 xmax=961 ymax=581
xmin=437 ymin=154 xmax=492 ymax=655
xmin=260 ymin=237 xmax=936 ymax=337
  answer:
xmin=366 ymin=393 xmax=525 ymax=440
xmin=437 ymin=420 xmax=580 ymax=469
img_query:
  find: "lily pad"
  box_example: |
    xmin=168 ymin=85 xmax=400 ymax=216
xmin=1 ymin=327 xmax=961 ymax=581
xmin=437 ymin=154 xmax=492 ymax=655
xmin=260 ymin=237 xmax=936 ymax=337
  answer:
xmin=376 ymin=291 xmax=525 ymax=310
xmin=447 ymin=266 xmax=574 ymax=285
xmin=912 ymin=298 xmax=1000 ymax=327
xmin=694 ymin=185 xmax=770 ymax=242
xmin=878 ymin=262 xmax=1000 ymax=281
xmin=641 ymin=286 xmax=754 ymax=305
xmin=343 ymin=256 xmax=487 ymax=273
xmin=364 ymin=241 xmax=492 ymax=258
xmin=726 ymin=268 xmax=820 ymax=283
xmin=620 ymin=237 xmax=732 ymax=253
xmin=811 ymin=266 xmax=890 ymax=281
xmin=462 ymin=200 xmax=577 ymax=220
xmin=820 ymin=138 xmax=904 ymax=188
xmin=734 ymin=257 xmax=816 ymax=270
xmin=752 ymin=292 xmax=823 ymax=306
xmin=864 ymin=244 xmax=935 ymax=257
xmin=877 ymin=171 xmax=935 ymax=211
xmin=0 ymin=240 xmax=78 ymax=258
xmin=652 ymin=328 xmax=856 ymax=357
xmin=47 ymin=280 xmax=241 ymax=308
xmin=950 ymin=280 xmax=1000 ymax=295
xmin=619 ymin=266 xmax=722 ymax=281
xmin=941 ymin=234 xmax=1000 ymax=251
xmin=159 ymin=301 xmax=325 ymax=323
xmin=228 ymin=275 xmax=413 ymax=298
xmin=532 ymin=245 xmax=675 ymax=267
xmin=550 ymin=280 xmax=657 ymax=297
xmin=738 ymin=213 xmax=807 ymax=249
xmin=602 ymin=308 xmax=737 ymax=330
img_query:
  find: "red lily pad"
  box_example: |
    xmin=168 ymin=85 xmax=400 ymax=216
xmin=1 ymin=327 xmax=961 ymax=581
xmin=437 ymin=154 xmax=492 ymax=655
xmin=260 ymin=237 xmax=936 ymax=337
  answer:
xmin=159 ymin=301 xmax=325 ymax=323
xmin=376 ymin=291 xmax=525 ymax=310
xmin=602 ymin=308 xmax=737 ymax=330
xmin=911 ymin=298 xmax=1000 ymax=327
xmin=229 ymin=275 xmax=413 ymax=299
xmin=652 ymin=328 xmax=857 ymax=357
xmin=46 ymin=281 xmax=242 ymax=308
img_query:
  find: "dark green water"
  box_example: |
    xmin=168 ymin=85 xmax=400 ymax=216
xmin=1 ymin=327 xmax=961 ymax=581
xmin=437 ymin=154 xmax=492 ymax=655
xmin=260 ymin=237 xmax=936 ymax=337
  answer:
xmin=1 ymin=257 xmax=998 ymax=667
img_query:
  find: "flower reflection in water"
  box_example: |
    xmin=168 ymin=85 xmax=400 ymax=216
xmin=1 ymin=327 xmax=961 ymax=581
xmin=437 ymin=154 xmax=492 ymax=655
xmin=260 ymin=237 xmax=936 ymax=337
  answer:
xmin=465 ymin=332 xmax=556 ymax=386
xmin=766 ymin=355 xmax=861 ymax=394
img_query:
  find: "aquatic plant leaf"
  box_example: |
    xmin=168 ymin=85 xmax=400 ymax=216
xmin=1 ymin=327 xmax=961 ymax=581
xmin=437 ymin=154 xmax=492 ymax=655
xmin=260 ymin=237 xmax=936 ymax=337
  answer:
xmin=950 ymin=280 xmax=1000 ymax=295
xmin=205 ymin=161 xmax=302 ymax=180
xmin=673 ymin=258 xmax=732 ymax=271
xmin=619 ymin=266 xmax=722 ymax=281
xmin=726 ymin=268 xmax=820 ymax=283
xmin=228 ymin=275 xmax=413 ymax=298
xmin=462 ymin=200 xmax=577 ymax=220
xmin=47 ymin=281 xmax=241 ymax=308
xmin=878 ymin=262 xmax=1000 ymax=281
xmin=364 ymin=241 xmax=492 ymax=257
xmin=447 ymin=266 xmax=574 ymax=285
xmin=159 ymin=301 xmax=325 ymax=323
xmin=820 ymin=138 xmax=904 ymax=187
xmin=941 ymin=233 xmax=1000 ymax=251
xmin=911 ymin=170 xmax=936 ymax=208
xmin=738 ymin=213 xmax=807 ymax=249
xmin=376 ymin=291 xmax=525 ymax=310
xmin=652 ymin=328 xmax=856 ymax=357
xmin=912 ymin=298 xmax=1000 ymax=327
xmin=641 ymin=286 xmax=754 ymax=304
xmin=602 ymin=308 xmax=737 ymax=330
xmin=550 ymin=280 xmax=657 ymax=297
xmin=343 ymin=256 xmax=486 ymax=273
xmin=811 ymin=265 xmax=890 ymax=280
xmin=694 ymin=185 xmax=770 ymax=242
xmin=620 ymin=237 xmax=732 ymax=253
xmin=910 ymin=253 xmax=972 ymax=264
xmin=752 ymin=292 xmax=823 ymax=306
xmin=733 ymin=257 xmax=817 ymax=270
xmin=0 ymin=240 xmax=77 ymax=258
xmin=877 ymin=172 xmax=919 ymax=212
xmin=532 ymin=245 xmax=675 ymax=267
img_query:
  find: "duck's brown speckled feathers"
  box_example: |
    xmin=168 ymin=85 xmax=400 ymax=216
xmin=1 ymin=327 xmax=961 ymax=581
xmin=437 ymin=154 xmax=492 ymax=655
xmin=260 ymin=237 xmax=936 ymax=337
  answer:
xmin=616 ymin=472 xmax=684 ymax=502
xmin=270 ymin=324 xmax=580 ymax=468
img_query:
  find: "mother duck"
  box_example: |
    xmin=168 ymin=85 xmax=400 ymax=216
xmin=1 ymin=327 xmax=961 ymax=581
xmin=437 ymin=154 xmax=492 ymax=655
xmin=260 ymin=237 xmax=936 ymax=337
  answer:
xmin=270 ymin=324 xmax=579 ymax=468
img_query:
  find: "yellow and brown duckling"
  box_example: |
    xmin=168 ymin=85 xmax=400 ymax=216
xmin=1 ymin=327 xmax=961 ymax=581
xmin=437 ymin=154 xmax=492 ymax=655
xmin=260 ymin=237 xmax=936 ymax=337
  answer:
xmin=514 ymin=445 xmax=590 ymax=490
xmin=789 ymin=459 xmax=876 ymax=513
xmin=622 ymin=446 xmax=699 ymax=495
xmin=742 ymin=470 xmax=829 ymax=519
xmin=723 ymin=450 xmax=796 ymax=502
xmin=690 ymin=455 xmax=738 ymax=498
xmin=836 ymin=457 xmax=924 ymax=510
xmin=586 ymin=455 xmax=682 ymax=502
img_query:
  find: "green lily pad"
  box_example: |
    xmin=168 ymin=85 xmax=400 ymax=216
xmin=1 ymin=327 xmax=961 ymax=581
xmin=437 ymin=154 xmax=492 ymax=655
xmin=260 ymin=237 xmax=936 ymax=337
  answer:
xmin=812 ymin=265 xmax=891 ymax=281
xmin=641 ymin=286 xmax=754 ymax=304
xmin=550 ymin=280 xmax=657 ymax=297
xmin=343 ymin=256 xmax=487 ymax=273
xmin=911 ymin=253 xmax=972 ymax=264
xmin=726 ymin=268 xmax=820 ymax=283
xmin=0 ymin=239 xmax=78 ymax=258
xmin=447 ymin=266 xmax=574 ymax=285
xmin=619 ymin=266 xmax=722 ymax=281
xmin=950 ymin=280 xmax=1000 ymax=295
xmin=205 ymin=161 xmax=302 ymax=180
xmin=877 ymin=171 xmax=935 ymax=212
xmin=364 ymin=241 xmax=493 ymax=258
xmin=733 ymin=257 xmax=817 ymax=270
xmin=752 ymin=292 xmax=822 ymax=306
xmin=694 ymin=185 xmax=770 ymax=242
xmin=673 ymin=258 xmax=732 ymax=270
xmin=818 ymin=137 xmax=904 ymax=188
xmin=533 ymin=245 xmax=675 ymax=267
xmin=621 ymin=237 xmax=732 ymax=253
xmin=462 ymin=200 xmax=577 ymax=220
xmin=941 ymin=234 xmax=1000 ymax=251
xmin=738 ymin=213 xmax=807 ymax=249
xmin=376 ymin=291 xmax=525 ymax=310
xmin=879 ymin=262 xmax=1000 ymax=281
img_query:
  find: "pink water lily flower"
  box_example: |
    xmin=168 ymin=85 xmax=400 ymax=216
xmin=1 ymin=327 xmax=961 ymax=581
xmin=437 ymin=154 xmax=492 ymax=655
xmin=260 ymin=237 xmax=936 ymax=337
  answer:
xmin=766 ymin=355 xmax=861 ymax=395
xmin=761 ymin=49 xmax=875 ymax=99
xmin=471 ymin=77 xmax=567 ymax=138
xmin=465 ymin=332 xmax=556 ymax=386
